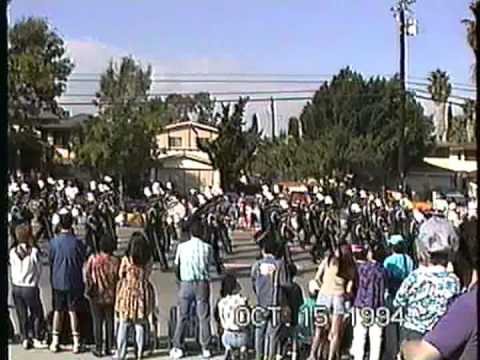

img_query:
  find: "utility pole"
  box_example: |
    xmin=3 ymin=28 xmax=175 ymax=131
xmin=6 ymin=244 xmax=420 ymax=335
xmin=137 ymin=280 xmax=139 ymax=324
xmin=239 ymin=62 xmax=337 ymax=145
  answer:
xmin=474 ymin=2 xmax=480 ymax=150
xmin=393 ymin=0 xmax=415 ymax=190
xmin=270 ymin=97 xmax=276 ymax=140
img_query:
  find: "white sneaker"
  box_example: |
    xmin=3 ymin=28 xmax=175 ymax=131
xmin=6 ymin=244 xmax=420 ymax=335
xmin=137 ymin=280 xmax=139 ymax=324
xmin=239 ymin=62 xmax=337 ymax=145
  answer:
xmin=22 ymin=339 xmax=30 ymax=350
xmin=202 ymin=349 xmax=212 ymax=358
xmin=169 ymin=348 xmax=184 ymax=359
xmin=32 ymin=339 xmax=48 ymax=349
xmin=49 ymin=342 xmax=60 ymax=353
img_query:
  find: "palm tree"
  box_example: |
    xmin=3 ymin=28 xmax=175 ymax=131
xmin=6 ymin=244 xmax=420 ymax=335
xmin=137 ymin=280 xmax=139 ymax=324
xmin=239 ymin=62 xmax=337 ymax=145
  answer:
xmin=462 ymin=1 xmax=479 ymax=80
xmin=427 ymin=69 xmax=452 ymax=142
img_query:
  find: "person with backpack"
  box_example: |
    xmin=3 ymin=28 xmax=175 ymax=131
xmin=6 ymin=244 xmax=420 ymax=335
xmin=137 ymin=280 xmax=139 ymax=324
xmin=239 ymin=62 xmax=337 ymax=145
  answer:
xmin=9 ymin=224 xmax=48 ymax=350
xmin=84 ymin=234 xmax=120 ymax=357
xmin=114 ymin=232 xmax=154 ymax=360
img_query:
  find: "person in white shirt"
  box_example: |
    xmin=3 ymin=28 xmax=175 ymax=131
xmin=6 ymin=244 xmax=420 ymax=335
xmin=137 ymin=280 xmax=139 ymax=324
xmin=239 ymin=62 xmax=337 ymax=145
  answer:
xmin=215 ymin=274 xmax=249 ymax=358
xmin=9 ymin=224 xmax=47 ymax=350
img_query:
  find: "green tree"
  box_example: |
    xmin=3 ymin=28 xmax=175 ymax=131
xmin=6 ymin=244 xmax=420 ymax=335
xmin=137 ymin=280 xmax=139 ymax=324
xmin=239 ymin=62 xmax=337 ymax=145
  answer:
xmin=198 ymin=98 xmax=262 ymax=191
xmin=8 ymin=17 xmax=74 ymax=167
xmin=427 ymin=69 xmax=452 ymax=142
xmin=463 ymin=99 xmax=476 ymax=142
xmin=76 ymin=56 xmax=166 ymax=197
xmin=8 ymin=17 xmax=73 ymax=123
xmin=462 ymin=1 xmax=479 ymax=79
xmin=287 ymin=117 xmax=300 ymax=140
xmin=297 ymin=68 xmax=433 ymax=181
xmin=163 ymin=92 xmax=216 ymax=124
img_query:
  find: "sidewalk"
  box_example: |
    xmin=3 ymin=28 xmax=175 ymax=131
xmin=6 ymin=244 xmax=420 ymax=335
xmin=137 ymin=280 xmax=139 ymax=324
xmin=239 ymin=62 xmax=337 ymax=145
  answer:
xmin=9 ymin=344 xmax=226 ymax=360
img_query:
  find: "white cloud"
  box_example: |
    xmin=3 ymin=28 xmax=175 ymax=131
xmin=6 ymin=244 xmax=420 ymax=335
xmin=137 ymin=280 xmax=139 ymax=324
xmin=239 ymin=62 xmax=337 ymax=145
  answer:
xmin=60 ymin=39 xmax=309 ymax=131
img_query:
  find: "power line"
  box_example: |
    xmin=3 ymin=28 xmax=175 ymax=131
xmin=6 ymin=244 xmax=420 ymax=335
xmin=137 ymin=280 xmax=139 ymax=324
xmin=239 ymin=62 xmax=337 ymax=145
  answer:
xmin=61 ymin=88 xmax=320 ymax=98
xmin=59 ymin=84 xmax=475 ymax=102
xmin=67 ymin=71 xmax=477 ymax=89
xmin=56 ymin=92 xmax=469 ymax=107
xmin=63 ymin=77 xmax=477 ymax=94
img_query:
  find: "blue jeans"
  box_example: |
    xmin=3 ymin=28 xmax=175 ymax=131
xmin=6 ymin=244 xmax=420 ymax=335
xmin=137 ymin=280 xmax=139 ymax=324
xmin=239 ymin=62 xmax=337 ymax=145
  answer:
xmin=116 ymin=320 xmax=145 ymax=359
xmin=173 ymin=281 xmax=211 ymax=349
xmin=222 ymin=330 xmax=248 ymax=349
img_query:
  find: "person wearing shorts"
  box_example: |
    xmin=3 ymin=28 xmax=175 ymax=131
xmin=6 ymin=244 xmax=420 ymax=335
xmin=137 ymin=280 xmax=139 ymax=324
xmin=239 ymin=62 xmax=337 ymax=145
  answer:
xmin=49 ymin=211 xmax=86 ymax=353
xmin=307 ymin=244 xmax=356 ymax=360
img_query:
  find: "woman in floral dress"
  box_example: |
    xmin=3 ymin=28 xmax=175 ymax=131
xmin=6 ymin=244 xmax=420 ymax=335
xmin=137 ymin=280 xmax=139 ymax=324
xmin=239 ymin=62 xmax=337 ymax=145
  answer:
xmin=115 ymin=232 xmax=155 ymax=360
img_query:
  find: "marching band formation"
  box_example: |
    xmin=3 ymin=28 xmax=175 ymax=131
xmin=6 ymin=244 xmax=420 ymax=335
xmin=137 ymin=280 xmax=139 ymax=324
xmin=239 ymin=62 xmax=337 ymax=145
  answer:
xmin=8 ymin=171 xmax=476 ymax=267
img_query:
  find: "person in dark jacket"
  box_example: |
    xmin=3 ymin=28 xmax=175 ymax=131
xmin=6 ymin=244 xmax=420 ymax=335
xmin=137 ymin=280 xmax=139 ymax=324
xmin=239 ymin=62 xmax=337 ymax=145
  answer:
xmin=251 ymin=238 xmax=289 ymax=360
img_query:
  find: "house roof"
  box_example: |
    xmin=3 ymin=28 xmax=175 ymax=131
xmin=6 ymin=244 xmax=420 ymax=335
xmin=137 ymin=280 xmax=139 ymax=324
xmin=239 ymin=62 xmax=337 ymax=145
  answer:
xmin=162 ymin=121 xmax=219 ymax=133
xmin=423 ymin=157 xmax=477 ymax=173
xmin=409 ymin=161 xmax=456 ymax=174
xmin=157 ymin=152 xmax=213 ymax=166
xmin=38 ymin=113 xmax=93 ymax=130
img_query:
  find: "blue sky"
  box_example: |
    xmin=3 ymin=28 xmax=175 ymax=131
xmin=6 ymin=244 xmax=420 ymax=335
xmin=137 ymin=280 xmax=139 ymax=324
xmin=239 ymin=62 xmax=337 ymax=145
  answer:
xmin=10 ymin=0 xmax=476 ymax=132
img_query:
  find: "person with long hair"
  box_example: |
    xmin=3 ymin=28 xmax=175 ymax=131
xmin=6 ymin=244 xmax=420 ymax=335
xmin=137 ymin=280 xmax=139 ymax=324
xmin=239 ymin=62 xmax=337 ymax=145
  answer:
xmin=308 ymin=243 xmax=356 ymax=360
xmin=115 ymin=232 xmax=154 ymax=360
xmin=9 ymin=224 xmax=47 ymax=350
xmin=84 ymin=234 xmax=120 ymax=357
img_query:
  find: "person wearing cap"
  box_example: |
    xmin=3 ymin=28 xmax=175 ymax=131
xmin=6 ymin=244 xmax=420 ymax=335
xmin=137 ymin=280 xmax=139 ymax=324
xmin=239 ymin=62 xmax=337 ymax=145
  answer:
xmin=399 ymin=218 xmax=478 ymax=360
xmin=214 ymin=273 xmax=249 ymax=359
xmin=383 ymin=235 xmax=415 ymax=297
xmin=393 ymin=218 xmax=461 ymax=343
xmin=349 ymin=242 xmax=388 ymax=360
xmin=49 ymin=211 xmax=87 ymax=353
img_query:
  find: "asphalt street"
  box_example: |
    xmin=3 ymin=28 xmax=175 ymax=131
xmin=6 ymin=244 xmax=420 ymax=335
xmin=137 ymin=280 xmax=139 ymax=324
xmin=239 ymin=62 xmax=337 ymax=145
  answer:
xmin=8 ymin=227 xmax=318 ymax=359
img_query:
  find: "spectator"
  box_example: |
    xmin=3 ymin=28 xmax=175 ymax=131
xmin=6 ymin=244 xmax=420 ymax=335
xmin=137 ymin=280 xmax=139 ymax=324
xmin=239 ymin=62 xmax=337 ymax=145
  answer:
xmin=350 ymin=242 xmax=388 ymax=360
xmin=383 ymin=234 xmax=414 ymax=297
xmin=49 ymin=211 xmax=87 ymax=353
xmin=297 ymin=280 xmax=318 ymax=345
xmin=9 ymin=224 xmax=47 ymax=349
xmin=393 ymin=217 xmax=461 ymax=343
xmin=115 ymin=232 xmax=154 ymax=360
xmin=251 ymin=238 xmax=289 ymax=360
xmin=279 ymin=263 xmax=304 ymax=358
xmin=84 ymin=235 xmax=120 ymax=357
xmin=400 ymin=218 xmax=478 ymax=360
xmin=169 ymin=218 xmax=216 ymax=359
xmin=216 ymin=273 xmax=249 ymax=359
xmin=382 ymin=234 xmax=414 ymax=360
xmin=307 ymin=243 xmax=356 ymax=360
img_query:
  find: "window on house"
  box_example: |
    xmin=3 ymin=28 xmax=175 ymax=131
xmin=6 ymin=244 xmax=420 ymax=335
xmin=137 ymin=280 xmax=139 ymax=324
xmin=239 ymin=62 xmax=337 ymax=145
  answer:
xmin=168 ymin=137 xmax=182 ymax=148
xmin=197 ymin=137 xmax=209 ymax=148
